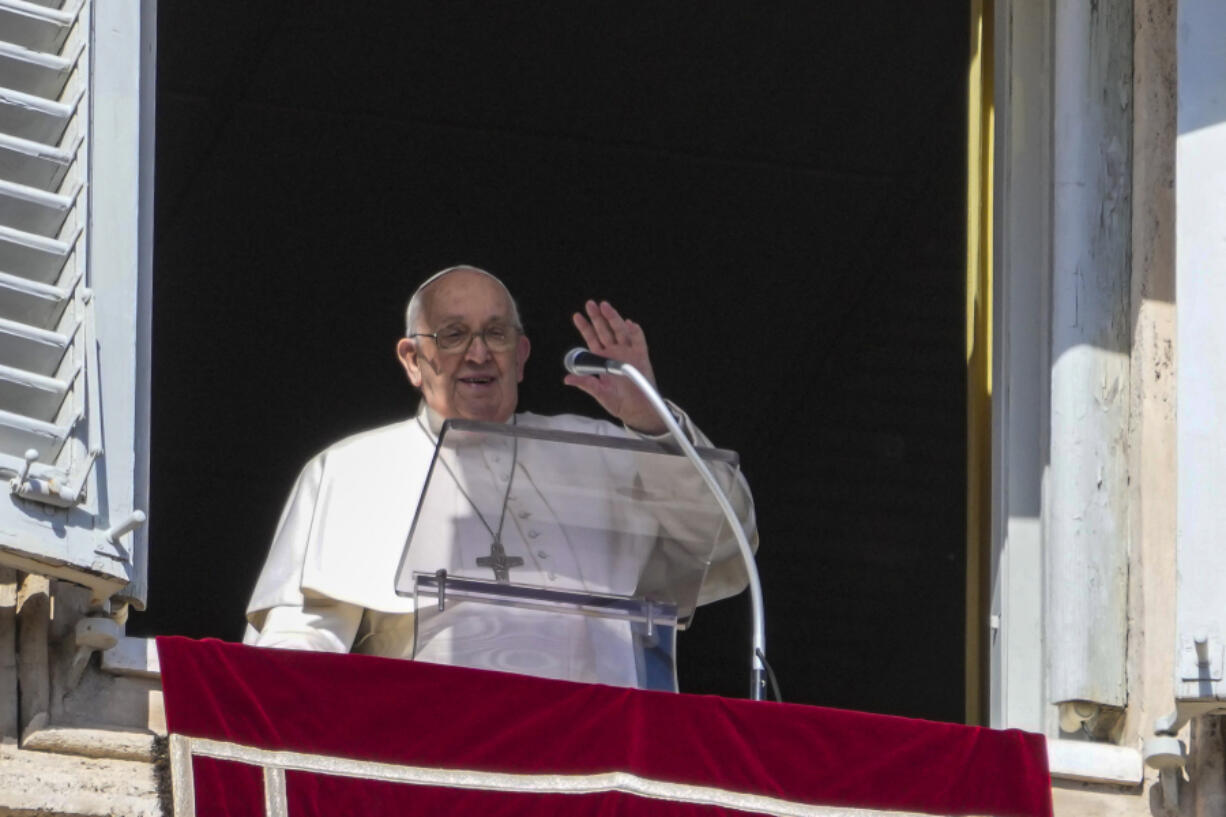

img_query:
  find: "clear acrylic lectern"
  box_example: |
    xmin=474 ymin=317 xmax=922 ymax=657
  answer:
xmin=394 ymin=419 xmax=743 ymax=691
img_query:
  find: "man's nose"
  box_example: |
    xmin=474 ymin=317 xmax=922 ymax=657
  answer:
xmin=465 ymin=332 xmax=492 ymax=362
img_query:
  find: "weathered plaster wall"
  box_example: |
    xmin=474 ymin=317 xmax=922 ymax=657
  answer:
xmin=1122 ymin=0 xmax=1180 ymax=810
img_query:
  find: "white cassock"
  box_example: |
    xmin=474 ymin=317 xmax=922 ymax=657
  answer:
xmin=244 ymin=404 xmax=757 ymax=688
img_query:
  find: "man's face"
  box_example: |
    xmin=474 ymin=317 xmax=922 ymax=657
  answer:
xmin=396 ymin=269 xmax=530 ymax=423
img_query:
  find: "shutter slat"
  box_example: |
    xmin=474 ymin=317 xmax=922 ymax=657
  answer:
xmin=0 ymin=404 xmax=68 ymax=458
xmin=0 ymin=131 xmax=76 ymax=190
xmin=0 ymin=1 xmax=76 ymax=55
xmin=0 ymin=177 xmax=73 ymax=235
xmin=0 ymin=269 xmax=70 ymax=326
xmin=0 ymin=39 xmax=77 ymax=99
xmin=0 ymin=223 xmax=75 ymax=282
xmin=19 ymin=0 xmax=69 ymax=12
xmin=0 ymin=85 xmax=78 ymax=144
xmin=0 ymin=315 xmax=69 ymax=373
xmin=0 ymin=359 xmax=71 ymax=419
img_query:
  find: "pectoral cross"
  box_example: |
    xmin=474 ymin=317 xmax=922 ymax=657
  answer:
xmin=476 ymin=539 xmax=524 ymax=584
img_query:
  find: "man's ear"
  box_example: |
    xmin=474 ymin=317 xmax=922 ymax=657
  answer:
xmin=515 ymin=334 xmax=531 ymax=383
xmin=396 ymin=338 xmax=423 ymax=387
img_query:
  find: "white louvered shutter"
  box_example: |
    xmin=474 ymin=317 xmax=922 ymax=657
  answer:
xmin=0 ymin=0 xmax=152 ymax=605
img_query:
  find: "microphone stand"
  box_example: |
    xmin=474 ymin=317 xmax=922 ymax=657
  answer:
xmin=573 ymin=354 xmax=767 ymax=701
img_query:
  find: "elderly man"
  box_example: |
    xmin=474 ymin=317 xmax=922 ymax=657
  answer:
xmin=244 ymin=265 xmax=755 ymax=687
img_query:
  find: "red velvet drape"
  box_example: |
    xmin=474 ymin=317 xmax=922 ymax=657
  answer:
xmin=158 ymin=637 xmax=1052 ymax=817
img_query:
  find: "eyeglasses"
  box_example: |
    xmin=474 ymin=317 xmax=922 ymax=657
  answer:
xmin=410 ymin=323 xmax=521 ymax=353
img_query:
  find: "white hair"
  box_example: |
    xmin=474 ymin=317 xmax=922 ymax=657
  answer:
xmin=404 ymin=265 xmax=523 ymax=336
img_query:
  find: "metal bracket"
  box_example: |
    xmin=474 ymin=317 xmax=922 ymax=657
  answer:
xmin=94 ymin=509 xmax=147 ymax=562
xmin=1179 ymin=632 xmax=1224 ymax=682
xmin=1143 ymin=735 xmax=1186 ymax=814
xmin=1151 ymin=698 xmax=1226 ymax=815
xmin=66 ymin=613 xmax=123 ymax=690
xmin=10 ymin=448 xmax=102 ymax=508
xmin=1156 ymin=699 xmax=1226 ymax=736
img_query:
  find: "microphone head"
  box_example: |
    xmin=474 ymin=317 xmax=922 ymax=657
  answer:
xmin=564 ymin=348 xmax=616 ymax=376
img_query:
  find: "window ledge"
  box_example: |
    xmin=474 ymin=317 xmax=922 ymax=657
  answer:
xmin=0 ymin=743 xmax=160 ymax=817
xmin=100 ymin=635 xmax=160 ymax=678
xmin=22 ymin=723 xmax=158 ymax=762
xmin=1046 ymin=738 xmax=1144 ymax=786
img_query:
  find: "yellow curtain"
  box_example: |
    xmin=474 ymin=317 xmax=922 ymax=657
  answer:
xmin=964 ymin=0 xmax=994 ymax=727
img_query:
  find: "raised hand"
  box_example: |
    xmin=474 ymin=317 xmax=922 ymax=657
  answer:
xmin=564 ymin=300 xmax=667 ymax=434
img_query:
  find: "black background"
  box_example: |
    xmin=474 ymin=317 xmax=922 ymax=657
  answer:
xmin=132 ymin=1 xmax=969 ymax=721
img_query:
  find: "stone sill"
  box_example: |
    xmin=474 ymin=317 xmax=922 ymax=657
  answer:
xmin=1047 ymin=738 xmax=1144 ymax=786
xmin=101 ymin=635 xmax=161 ymax=678
xmin=0 ymin=742 xmax=161 ymax=817
xmin=22 ymin=720 xmax=159 ymax=763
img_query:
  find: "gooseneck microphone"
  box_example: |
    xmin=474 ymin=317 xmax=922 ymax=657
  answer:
xmin=560 ymin=345 xmax=770 ymax=702
xmin=563 ymin=348 xmax=625 ymax=376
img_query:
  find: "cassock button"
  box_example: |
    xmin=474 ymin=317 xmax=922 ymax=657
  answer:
xmin=537 ymin=550 xmax=548 ymax=559
xmin=528 ymin=530 xmax=540 ymax=539
xmin=518 ymin=510 xmax=531 ymax=519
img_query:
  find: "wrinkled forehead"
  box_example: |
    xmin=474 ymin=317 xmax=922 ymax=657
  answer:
xmin=417 ymin=266 xmax=516 ymax=324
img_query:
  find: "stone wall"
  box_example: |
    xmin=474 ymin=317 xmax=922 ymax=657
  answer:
xmin=1 ymin=573 xmax=162 ymax=817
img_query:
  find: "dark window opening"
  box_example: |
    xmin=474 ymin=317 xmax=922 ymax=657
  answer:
xmin=133 ymin=1 xmax=968 ymax=721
